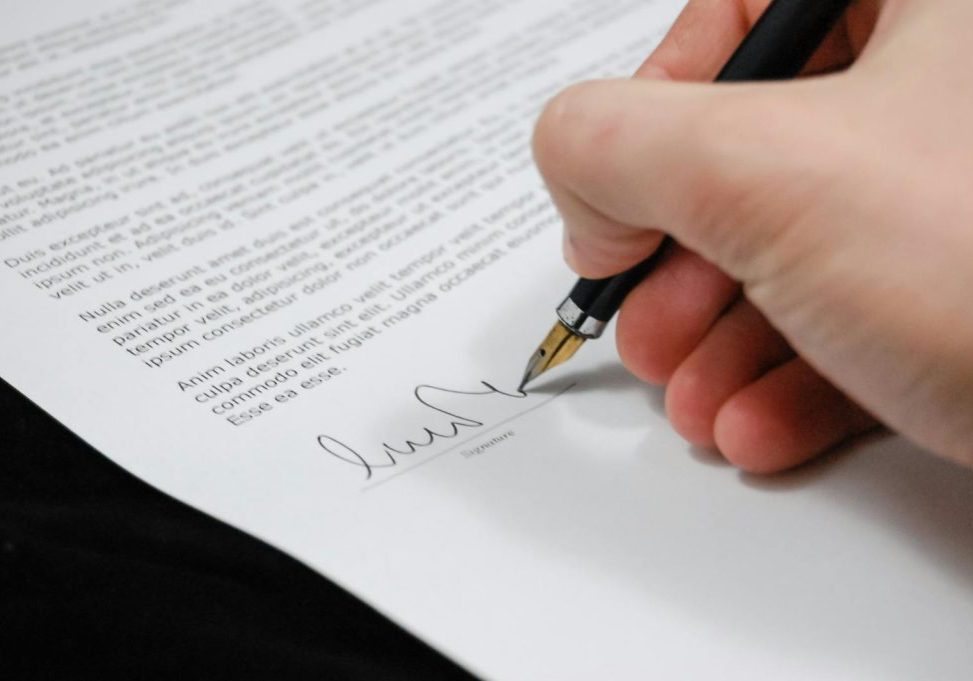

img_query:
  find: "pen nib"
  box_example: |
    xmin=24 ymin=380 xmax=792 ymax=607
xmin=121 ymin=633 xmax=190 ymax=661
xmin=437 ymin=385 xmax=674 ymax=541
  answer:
xmin=519 ymin=321 xmax=585 ymax=392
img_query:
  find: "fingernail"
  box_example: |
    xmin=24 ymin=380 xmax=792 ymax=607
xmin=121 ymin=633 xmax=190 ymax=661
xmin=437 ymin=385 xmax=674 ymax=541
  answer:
xmin=637 ymin=63 xmax=672 ymax=81
xmin=562 ymin=231 xmax=579 ymax=270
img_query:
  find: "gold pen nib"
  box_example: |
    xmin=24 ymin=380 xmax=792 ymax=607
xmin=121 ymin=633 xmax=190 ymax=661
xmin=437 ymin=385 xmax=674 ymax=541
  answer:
xmin=519 ymin=321 xmax=585 ymax=392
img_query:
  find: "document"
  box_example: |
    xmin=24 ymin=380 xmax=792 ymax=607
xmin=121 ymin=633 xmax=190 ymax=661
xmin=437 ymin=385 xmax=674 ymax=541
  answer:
xmin=3 ymin=1 xmax=973 ymax=678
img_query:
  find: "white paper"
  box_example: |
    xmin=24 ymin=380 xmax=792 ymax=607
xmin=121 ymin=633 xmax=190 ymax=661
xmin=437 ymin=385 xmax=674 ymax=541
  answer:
xmin=3 ymin=1 xmax=973 ymax=678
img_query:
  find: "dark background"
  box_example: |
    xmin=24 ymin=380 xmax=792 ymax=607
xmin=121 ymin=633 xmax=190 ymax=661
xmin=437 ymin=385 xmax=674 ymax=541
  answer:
xmin=0 ymin=377 xmax=475 ymax=680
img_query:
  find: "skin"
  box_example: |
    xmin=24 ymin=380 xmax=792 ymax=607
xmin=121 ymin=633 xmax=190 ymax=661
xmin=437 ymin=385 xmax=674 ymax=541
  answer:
xmin=533 ymin=0 xmax=973 ymax=473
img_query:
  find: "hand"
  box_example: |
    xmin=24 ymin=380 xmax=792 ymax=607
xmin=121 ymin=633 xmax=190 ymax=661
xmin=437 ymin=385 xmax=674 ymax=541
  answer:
xmin=533 ymin=0 xmax=973 ymax=472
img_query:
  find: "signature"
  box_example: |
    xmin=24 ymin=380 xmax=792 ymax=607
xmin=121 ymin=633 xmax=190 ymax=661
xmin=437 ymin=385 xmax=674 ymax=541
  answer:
xmin=316 ymin=382 xmax=526 ymax=480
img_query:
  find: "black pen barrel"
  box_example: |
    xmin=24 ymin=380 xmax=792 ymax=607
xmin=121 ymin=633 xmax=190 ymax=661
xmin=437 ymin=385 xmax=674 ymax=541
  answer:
xmin=718 ymin=0 xmax=855 ymax=82
xmin=565 ymin=240 xmax=672 ymax=325
xmin=563 ymin=0 xmax=854 ymax=330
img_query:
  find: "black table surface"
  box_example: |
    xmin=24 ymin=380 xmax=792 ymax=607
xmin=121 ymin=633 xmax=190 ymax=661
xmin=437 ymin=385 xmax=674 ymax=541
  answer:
xmin=0 ymin=377 xmax=475 ymax=680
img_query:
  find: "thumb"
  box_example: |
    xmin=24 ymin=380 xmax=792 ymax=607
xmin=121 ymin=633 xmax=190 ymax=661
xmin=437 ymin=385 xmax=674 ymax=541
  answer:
xmin=532 ymin=77 xmax=845 ymax=283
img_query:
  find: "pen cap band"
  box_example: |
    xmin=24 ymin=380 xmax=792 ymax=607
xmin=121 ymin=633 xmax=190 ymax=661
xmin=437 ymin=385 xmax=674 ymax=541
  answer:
xmin=557 ymin=297 xmax=606 ymax=339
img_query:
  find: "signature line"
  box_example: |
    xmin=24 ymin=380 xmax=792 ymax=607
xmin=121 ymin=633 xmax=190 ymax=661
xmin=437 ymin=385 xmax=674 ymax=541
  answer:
xmin=362 ymin=381 xmax=577 ymax=492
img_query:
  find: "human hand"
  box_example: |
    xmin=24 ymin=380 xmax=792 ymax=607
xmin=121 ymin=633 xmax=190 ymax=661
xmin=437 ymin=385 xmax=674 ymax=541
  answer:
xmin=533 ymin=0 xmax=973 ymax=472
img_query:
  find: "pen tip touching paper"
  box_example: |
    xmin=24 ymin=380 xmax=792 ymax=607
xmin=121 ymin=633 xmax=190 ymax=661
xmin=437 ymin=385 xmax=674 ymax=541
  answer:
xmin=518 ymin=321 xmax=585 ymax=391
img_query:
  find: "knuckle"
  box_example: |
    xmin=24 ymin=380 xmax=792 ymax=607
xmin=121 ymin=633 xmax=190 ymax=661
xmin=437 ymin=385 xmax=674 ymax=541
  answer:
xmin=533 ymin=80 xmax=621 ymax=186
xmin=532 ymin=84 xmax=582 ymax=178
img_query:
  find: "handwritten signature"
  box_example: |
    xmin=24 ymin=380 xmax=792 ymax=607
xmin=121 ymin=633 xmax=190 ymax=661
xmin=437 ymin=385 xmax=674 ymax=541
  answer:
xmin=316 ymin=382 xmax=526 ymax=480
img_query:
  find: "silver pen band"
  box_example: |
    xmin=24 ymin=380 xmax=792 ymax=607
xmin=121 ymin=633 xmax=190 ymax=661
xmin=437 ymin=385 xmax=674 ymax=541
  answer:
xmin=556 ymin=297 xmax=607 ymax=339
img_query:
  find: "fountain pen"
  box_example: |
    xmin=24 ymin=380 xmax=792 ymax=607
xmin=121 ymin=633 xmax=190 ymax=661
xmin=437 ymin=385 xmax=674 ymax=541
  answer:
xmin=519 ymin=0 xmax=854 ymax=391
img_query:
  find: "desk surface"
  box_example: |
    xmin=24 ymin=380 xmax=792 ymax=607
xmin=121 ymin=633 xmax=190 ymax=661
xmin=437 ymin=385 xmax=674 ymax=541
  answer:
xmin=0 ymin=377 xmax=473 ymax=680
